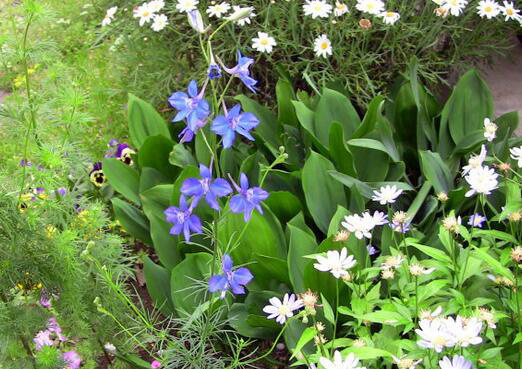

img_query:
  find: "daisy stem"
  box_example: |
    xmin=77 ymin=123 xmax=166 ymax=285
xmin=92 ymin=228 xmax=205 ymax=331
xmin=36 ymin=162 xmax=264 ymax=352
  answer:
xmin=514 ymin=264 xmax=522 ymax=368
xmin=460 ymin=199 xmax=481 ymax=289
xmin=414 ymin=276 xmax=418 ymax=325
xmin=480 ymin=195 xmax=491 ymax=230
xmin=311 ymin=314 xmax=328 ymax=357
xmin=331 ymin=279 xmax=340 ymax=357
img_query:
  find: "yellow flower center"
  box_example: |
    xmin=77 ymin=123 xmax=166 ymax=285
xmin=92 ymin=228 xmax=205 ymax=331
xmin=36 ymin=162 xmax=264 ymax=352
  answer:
xmin=485 ymin=6 xmax=492 ymax=12
xmin=260 ymin=39 xmax=268 ymax=45
xmin=433 ymin=336 xmax=448 ymax=346
xmin=278 ymin=305 xmax=291 ymax=315
xmin=143 ymin=11 xmax=150 ymax=16
xmin=507 ymin=8 xmax=514 ymax=14
xmin=387 ymin=11 xmax=394 ymax=17
xmin=321 ymin=42 xmax=328 ymax=49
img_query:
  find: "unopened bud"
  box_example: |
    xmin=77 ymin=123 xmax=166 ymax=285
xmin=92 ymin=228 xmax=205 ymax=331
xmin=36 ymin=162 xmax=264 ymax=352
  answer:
xmin=226 ymin=6 xmax=253 ymax=22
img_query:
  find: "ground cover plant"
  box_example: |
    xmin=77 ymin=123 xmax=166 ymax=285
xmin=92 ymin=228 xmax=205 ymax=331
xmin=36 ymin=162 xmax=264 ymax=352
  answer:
xmin=93 ymin=8 xmax=522 ymax=367
xmin=98 ymin=0 xmax=522 ymax=106
xmin=2 ymin=0 xmax=522 ymax=368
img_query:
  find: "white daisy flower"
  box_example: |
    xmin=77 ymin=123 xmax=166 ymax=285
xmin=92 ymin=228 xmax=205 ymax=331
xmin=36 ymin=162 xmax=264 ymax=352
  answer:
xmin=510 ymin=146 xmax=522 ymax=167
xmin=464 ymin=165 xmax=499 ymax=197
xmin=439 ymin=355 xmax=473 ymax=369
xmin=446 ymin=316 xmax=483 ymax=347
xmin=371 ymin=185 xmax=403 ymax=205
xmin=432 ymin=0 xmax=445 ymax=4
xmin=462 ymin=144 xmax=487 ymax=175
xmin=380 ymin=10 xmax=400 ymax=24
xmin=104 ymin=342 xmax=116 ymax=354
xmin=392 ymin=356 xmax=422 ymax=369
xmin=252 ymin=32 xmax=277 ymax=53
xmin=263 ymin=293 xmax=303 ymax=324
xmin=355 ymin=0 xmax=385 ymax=15
xmin=441 ymin=0 xmax=468 ymax=16
xmin=229 ymin=6 xmax=256 ymax=25
xmin=133 ymin=3 xmax=155 ymax=26
xmin=483 ymin=117 xmax=498 ymax=141
xmin=303 ymin=0 xmax=333 ymax=19
xmin=416 ymin=319 xmax=457 ymax=353
xmin=148 ymin=0 xmax=165 ymax=12
xmin=206 ymin=2 xmax=231 ymax=18
xmin=102 ymin=16 xmax=112 ymax=26
xmin=369 ymin=210 xmax=388 ymax=226
xmin=342 ymin=214 xmax=371 ymax=239
xmin=409 ymin=263 xmax=436 ymax=276
xmin=313 ymin=34 xmax=332 ymax=58
xmin=151 ymin=14 xmax=168 ymax=31
xmin=313 ymin=248 xmax=356 ymax=279
xmin=477 ymin=0 xmax=501 ymax=18
xmin=500 ymin=1 xmax=521 ymax=20
xmin=319 ymin=351 xmax=366 ymax=369
xmin=334 ymin=1 xmax=349 ymax=16
xmin=106 ymin=6 xmax=118 ymax=18
xmin=176 ymin=0 xmax=199 ymax=13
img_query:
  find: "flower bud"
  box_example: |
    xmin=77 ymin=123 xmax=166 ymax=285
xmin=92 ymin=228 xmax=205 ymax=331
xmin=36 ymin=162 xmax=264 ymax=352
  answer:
xmin=226 ymin=6 xmax=253 ymax=22
xmin=187 ymin=10 xmax=206 ymax=33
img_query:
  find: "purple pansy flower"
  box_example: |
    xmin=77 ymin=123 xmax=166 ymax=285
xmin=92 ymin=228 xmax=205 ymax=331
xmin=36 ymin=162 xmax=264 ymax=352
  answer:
xmin=229 ymin=173 xmax=269 ymax=222
xmin=208 ymin=254 xmax=253 ymax=298
xmin=168 ymin=80 xmax=210 ymax=126
xmin=223 ymin=50 xmax=258 ymax=93
xmin=63 ymin=351 xmax=82 ymax=369
xmin=211 ymin=104 xmax=260 ymax=149
xmin=90 ymin=162 xmax=106 ymax=187
xmin=181 ymin=164 xmax=232 ymax=210
xmin=164 ymin=195 xmax=203 ymax=242
xmin=56 ymin=187 xmax=67 ymax=196
xmin=468 ymin=213 xmax=487 ymax=228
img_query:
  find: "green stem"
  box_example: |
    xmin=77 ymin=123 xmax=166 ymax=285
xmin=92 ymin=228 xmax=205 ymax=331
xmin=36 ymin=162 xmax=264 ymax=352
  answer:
xmin=514 ymin=265 xmax=522 ymax=368
xmin=331 ymin=279 xmax=340 ymax=356
xmin=414 ymin=276 xmax=418 ymax=324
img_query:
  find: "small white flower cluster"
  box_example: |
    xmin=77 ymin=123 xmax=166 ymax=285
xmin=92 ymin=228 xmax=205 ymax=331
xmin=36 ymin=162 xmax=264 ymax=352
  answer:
xmin=341 ymin=210 xmax=387 ymax=239
xmin=510 ymin=145 xmax=522 ymax=168
xmin=462 ymin=130 xmax=499 ymax=198
xmin=133 ymin=0 xmax=169 ymax=31
xmin=101 ymin=6 xmax=118 ymax=26
xmin=416 ymin=309 xmax=484 ymax=353
xmin=263 ymin=293 xmax=303 ymax=324
xmin=313 ymin=247 xmax=356 ymax=278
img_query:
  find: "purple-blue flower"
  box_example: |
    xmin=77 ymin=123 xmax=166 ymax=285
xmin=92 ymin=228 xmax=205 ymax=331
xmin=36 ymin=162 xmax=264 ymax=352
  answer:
xmin=208 ymin=64 xmax=222 ymax=80
xmin=164 ymin=195 xmax=202 ymax=242
xmin=468 ymin=213 xmax=487 ymax=228
xmin=390 ymin=220 xmax=411 ymax=233
xmin=181 ymin=164 xmax=232 ymax=210
xmin=179 ymin=117 xmax=207 ymax=143
xmin=367 ymin=244 xmax=378 ymax=256
xmin=168 ymin=80 xmax=210 ymax=126
xmin=211 ymin=104 xmax=260 ymax=149
xmin=208 ymin=254 xmax=253 ymax=298
xmin=223 ymin=50 xmax=258 ymax=93
xmin=229 ymin=173 xmax=269 ymax=222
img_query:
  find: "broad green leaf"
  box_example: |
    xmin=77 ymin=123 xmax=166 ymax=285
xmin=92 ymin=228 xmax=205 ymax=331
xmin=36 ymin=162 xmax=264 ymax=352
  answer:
xmin=276 ymin=79 xmax=298 ymax=126
xmin=293 ymin=100 xmax=330 ymax=157
xmin=361 ymin=310 xmax=408 ymax=325
xmin=341 ymin=347 xmax=393 ymax=360
xmin=328 ymin=170 xmax=373 ymax=198
xmin=170 ymin=253 xmax=213 ymax=316
xmin=291 ymin=327 xmax=317 ymax=359
xmin=288 ymin=225 xmax=317 ymax=292
xmin=417 ymin=279 xmax=449 ymax=302
xmin=143 ymin=257 xmax=175 ymax=315
xmin=102 ymin=158 xmax=140 ymax=205
xmin=302 ymin=152 xmax=347 ymax=233
xmin=352 ymin=95 xmax=385 ymax=139
xmin=439 ymin=70 xmax=493 ymax=155
xmin=407 ymin=241 xmax=452 ymax=264
xmin=473 ymin=230 xmax=517 ymax=244
xmin=327 ymin=205 xmax=350 ymax=238
xmin=138 ymin=135 xmax=178 ymax=180
xmin=314 ymin=87 xmax=360 ymax=146
xmin=348 ymin=138 xmax=398 ymax=162
xmin=264 ymin=191 xmax=302 ymax=226
xmin=329 ymin=122 xmax=357 ymax=176
xmin=452 ymin=129 xmax=485 ymax=156
xmin=169 ymin=143 xmax=197 ymax=168
xmin=228 ymin=303 xmax=277 ymax=339
xmin=473 ymin=247 xmax=513 ymax=280
xmin=111 ymin=198 xmax=152 ymax=245
xmin=418 ymin=150 xmax=453 ymax=194
xmin=128 ymin=93 xmax=171 ymax=149
xmin=406 ymin=181 xmax=432 ymax=221
xmin=139 ymin=167 xmax=170 ymax=193
xmin=347 ymin=141 xmax=390 ymax=182
xmin=321 ymin=293 xmax=335 ymax=325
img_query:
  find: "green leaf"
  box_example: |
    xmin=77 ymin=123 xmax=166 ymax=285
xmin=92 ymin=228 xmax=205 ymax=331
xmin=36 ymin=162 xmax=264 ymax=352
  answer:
xmin=361 ymin=310 xmax=409 ymax=325
xmin=291 ymin=327 xmax=317 ymax=359
xmin=293 ymin=100 xmax=330 ymax=157
xmin=143 ymin=257 xmax=175 ymax=315
xmin=138 ymin=135 xmax=178 ymax=180
xmin=128 ymin=93 xmax=171 ymax=149
xmin=276 ymin=79 xmax=298 ymax=126
xmin=139 ymin=167 xmax=170 ymax=193
xmin=341 ymin=347 xmax=392 ymax=360
xmin=321 ymin=293 xmax=335 ymax=325
xmin=314 ymin=87 xmax=360 ymax=146
xmin=352 ymin=95 xmax=384 ymax=139
xmin=328 ymin=170 xmax=373 ymax=198
xmin=329 ymin=122 xmax=357 ymax=176
xmin=452 ymin=129 xmax=485 ymax=156
xmin=407 ymin=241 xmax=452 ymax=264
xmin=236 ymin=95 xmax=281 ymax=157
xmin=418 ymin=150 xmax=453 ymax=194
xmin=439 ymin=70 xmax=493 ymax=155
xmin=417 ymin=279 xmax=449 ymax=302
xmin=170 ymin=253 xmax=213 ymax=316
xmin=228 ymin=303 xmax=278 ymax=339
xmin=347 ymin=140 xmax=390 ymax=182
xmin=514 ymin=333 xmax=522 ymax=345
xmin=473 ymin=247 xmax=513 ymax=280
xmin=264 ymin=191 xmax=302 ymax=226
xmin=302 ymin=152 xmax=347 ymax=233
xmin=327 ymin=205 xmax=350 ymax=237
xmin=406 ymin=181 xmax=432 ymax=221
xmin=287 ymin=225 xmax=317 ymax=292
xmin=169 ymin=143 xmax=197 ymax=168
xmin=348 ymin=138 xmax=399 ymax=162
xmin=111 ymin=198 xmax=152 ymax=245
xmin=102 ymin=158 xmax=141 ymax=205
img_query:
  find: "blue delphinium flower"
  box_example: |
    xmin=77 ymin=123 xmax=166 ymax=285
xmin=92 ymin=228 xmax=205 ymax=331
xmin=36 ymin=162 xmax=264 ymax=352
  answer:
xmin=181 ymin=164 xmax=232 ymax=210
xmin=208 ymin=64 xmax=222 ymax=80
xmin=164 ymin=195 xmax=202 ymax=242
xmin=208 ymin=254 xmax=253 ymax=298
xmin=229 ymin=173 xmax=269 ymax=222
xmin=179 ymin=117 xmax=207 ymax=143
xmin=211 ymin=104 xmax=260 ymax=149
xmin=468 ymin=213 xmax=487 ymax=228
xmin=168 ymin=80 xmax=210 ymax=125
xmin=223 ymin=50 xmax=258 ymax=93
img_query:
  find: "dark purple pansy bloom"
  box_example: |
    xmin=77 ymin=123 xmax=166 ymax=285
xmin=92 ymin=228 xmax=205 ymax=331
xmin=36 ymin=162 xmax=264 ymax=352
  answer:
xmin=181 ymin=164 xmax=232 ymax=210
xmin=211 ymin=104 xmax=259 ymax=149
xmin=56 ymin=187 xmax=66 ymax=196
xmin=115 ymin=143 xmax=135 ymax=165
xmin=168 ymin=80 xmax=210 ymax=126
xmin=229 ymin=173 xmax=269 ymax=222
xmin=223 ymin=50 xmax=257 ymax=93
xmin=90 ymin=162 xmax=106 ymax=187
xmin=208 ymin=254 xmax=253 ymax=298
xmin=164 ymin=195 xmax=202 ymax=242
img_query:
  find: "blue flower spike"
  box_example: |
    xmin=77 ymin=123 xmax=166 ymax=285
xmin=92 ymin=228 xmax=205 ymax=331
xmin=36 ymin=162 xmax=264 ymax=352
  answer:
xmin=164 ymin=195 xmax=203 ymax=242
xmin=181 ymin=163 xmax=232 ymax=210
xmin=211 ymin=104 xmax=260 ymax=149
xmin=228 ymin=173 xmax=269 ymax=222
xmin=208 ymin=254 xmax=253 ymax=299
xmin=223 ymin=50 xmax=258 ymax=93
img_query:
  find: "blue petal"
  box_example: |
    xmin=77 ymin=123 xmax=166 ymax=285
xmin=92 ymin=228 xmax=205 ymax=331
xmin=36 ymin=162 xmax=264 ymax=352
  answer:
xmin=235 ymin=126 xmax=255 ymax=141
xmin=183 ymin=223 xmax=191 ymax=242
xmin=229 ymin=195 xmax=246 ymax=214
xmin=210 ymin=178 xmax=232 ymax=197
xmin=208 ymin=275 xmax=227 ymax=293
xmin=222 ymin=129 xmax=236 ymax=149
xmin=211 ymin=116 xmax=230 ymax=136
xmin=228 ymin=104 xmax=242 ymax=118
xmin=205 ymin=191 xmax=220 ymax=210
xmin=239 ymin=173 xmax=249 ymax=191
xmin=188 ymin=80 xmax=198 ymax=98
xmin=222 ymin=254 xmax=233 ymax=273
xmin=170 ymin=223 xmax=183 ymax=235
xmin=250 ymin=187 xmax=269 ymax=203
xmin=200 ymin=164 xmax=211 ymax=179
xmin=188 ymin=214 xmax=202 ymax=233
xmin=168 ymin=92 xmax=189 ymax=110
xmin=181 ymin=178 xmax=204 ymax=197
xmin=238 ymin=112 xmax=260 ymax=130
xmin=173 ymin=110 xmax=189 ymax=122
xmin=232 ymin=268 xmax=253 ymax=286
xmin=179 ymin=195 xmax=188 ymax=210
xmin=229 ymin=280 xmax=245 ymax=295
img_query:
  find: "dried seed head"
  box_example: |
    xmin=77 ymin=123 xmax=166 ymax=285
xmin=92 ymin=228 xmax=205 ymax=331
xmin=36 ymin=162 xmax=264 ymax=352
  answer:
xmin=359 ymin=18 xmax=372 ymax=29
